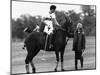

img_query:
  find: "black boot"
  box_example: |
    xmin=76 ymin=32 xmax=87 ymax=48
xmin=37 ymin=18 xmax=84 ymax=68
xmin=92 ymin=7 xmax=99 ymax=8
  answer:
xmin=49 ymin=34 xmax=53 ymax=49
xmin=80 ymin=56 xmax=83 ymax=69
xmin=75 ymin=59 xmax=78 ymax=70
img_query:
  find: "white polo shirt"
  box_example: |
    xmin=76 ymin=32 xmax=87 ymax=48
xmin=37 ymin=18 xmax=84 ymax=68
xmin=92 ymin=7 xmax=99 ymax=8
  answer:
xmin=43 ymin=12 xmax=56 ymax=34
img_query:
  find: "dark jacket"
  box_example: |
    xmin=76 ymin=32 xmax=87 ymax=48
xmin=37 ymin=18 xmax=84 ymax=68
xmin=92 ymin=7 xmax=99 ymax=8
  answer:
xmin=72 ymin=28 xmax=85 ymax=51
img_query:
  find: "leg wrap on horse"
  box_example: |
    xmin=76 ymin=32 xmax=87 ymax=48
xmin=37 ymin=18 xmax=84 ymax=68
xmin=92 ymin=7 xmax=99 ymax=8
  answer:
xmin=30 ymin=62 xmax=36 ymax=73
xmin=25 ymin=64 xmax=30 ymax=74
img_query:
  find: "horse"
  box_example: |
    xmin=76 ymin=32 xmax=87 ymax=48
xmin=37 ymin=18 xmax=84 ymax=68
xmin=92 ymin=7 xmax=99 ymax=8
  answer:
xmin=23 ymin=17 xmax=74 ymax=73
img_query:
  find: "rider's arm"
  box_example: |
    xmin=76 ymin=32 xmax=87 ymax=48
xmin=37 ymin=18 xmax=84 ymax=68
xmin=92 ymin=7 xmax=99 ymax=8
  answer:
xmin=33 ymin=25 xmax=40 ymax=31
xmin=52 ymin=13 xmax=60 ymax=26
xmin=53 ymin=18 xmax=60 ymax=26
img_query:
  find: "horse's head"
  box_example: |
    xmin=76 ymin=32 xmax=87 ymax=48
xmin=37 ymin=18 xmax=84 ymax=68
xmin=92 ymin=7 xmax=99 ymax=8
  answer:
xmin=61 ymin=16 xmax=74 ymax=38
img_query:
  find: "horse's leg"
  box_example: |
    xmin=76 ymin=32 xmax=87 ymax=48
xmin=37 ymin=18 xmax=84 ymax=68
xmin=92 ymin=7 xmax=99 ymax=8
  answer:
xmin=25 ymin=54 xmax=30 ymax=74
xmin=25 ymin=48 xmax=38 ymax=73
xmin=25 ymin=54 xmax=35 ymax=74
xmin=30 ymin=49 xmax=40 ymax=73
xmin=60 ymin=49 xmax=65 ymax=71
xmin=30 ymin=61 xmax=36 ymax=73
xmin=54 ymin=51 xmax=59 ymax=72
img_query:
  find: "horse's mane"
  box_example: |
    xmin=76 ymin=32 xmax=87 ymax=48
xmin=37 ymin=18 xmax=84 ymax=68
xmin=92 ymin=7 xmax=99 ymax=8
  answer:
xmin=61 ymin=16 xmax=73 ymax=30
xmin=61 ymin=16 xmax=74 ymax=38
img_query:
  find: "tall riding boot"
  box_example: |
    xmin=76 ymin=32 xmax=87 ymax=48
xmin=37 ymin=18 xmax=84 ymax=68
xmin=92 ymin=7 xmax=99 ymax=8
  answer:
xmin=49 ymin=34 xmax=53 ymax=49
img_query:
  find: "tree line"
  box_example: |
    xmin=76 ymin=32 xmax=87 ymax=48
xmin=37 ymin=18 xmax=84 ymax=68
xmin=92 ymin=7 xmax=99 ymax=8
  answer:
xmin=11 ymin=5 xmax=96 ymax=40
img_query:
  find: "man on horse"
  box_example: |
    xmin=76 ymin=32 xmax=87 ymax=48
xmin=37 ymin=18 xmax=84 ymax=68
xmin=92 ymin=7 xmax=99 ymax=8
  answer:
xmin=42 ymin=5 xmax=61 ymax=49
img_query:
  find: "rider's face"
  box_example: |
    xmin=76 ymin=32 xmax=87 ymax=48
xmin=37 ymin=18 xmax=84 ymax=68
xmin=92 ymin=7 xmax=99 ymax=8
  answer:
xmin=50 ymin=9 xmax=55 ymax=13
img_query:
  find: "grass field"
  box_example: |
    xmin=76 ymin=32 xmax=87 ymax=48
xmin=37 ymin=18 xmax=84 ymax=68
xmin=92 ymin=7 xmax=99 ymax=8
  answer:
xmin=11 ymin=36 xmax=96 ymax=74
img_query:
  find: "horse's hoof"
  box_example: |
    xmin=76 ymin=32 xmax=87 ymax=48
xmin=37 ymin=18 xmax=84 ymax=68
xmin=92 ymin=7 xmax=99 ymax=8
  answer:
xmin=61 ymin=69 xmax=65 ymax=71
xmin=54 ymin=68 xmax=57 ymax=72
xmin=26 ymin=72 xmax=30 ymax=74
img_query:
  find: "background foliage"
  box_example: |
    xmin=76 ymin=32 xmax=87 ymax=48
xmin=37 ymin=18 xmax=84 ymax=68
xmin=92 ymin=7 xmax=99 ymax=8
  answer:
xmin=11 ymin=5 xmax=96 ymax=40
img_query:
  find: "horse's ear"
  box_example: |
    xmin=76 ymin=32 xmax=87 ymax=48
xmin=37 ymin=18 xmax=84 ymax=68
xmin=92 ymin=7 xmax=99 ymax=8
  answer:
xmin=24 ymin=27 xmax=32 ymax=33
